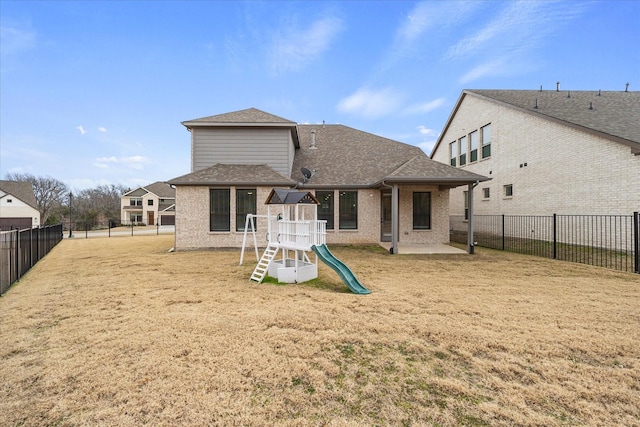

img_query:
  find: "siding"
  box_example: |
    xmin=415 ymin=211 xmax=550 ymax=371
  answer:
xmin=192 ymin=128 xmax=294 ymax=177
xmin=432 ymin=95 xmax=640 ymax=216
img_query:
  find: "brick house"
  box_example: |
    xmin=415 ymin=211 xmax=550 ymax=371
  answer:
xmin=430 ymin=89 xmax=640 ymax=217
xmin=168 ymin=108 xmax=488 ymax=253
xmin=120 ymin=181 xmax=176 ymax=226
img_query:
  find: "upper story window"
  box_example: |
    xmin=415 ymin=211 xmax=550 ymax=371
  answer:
xmin=469 ymin=130 xmax=479 ymax=163
xmin=449 ymin=142 xmax=456 ymax=166
xmin=482 ymin=187 xmax=490 ymax=199
xmin=339 ymin=191 xmax=358 ymax=230
xmin=147 ymin=199 xmax=154 ymax=206
xmin=504 ymin=184 xmax=513 ymax=198
xmin=130 ymin=198 xmax=142 ymax=206
xmin=210 ymin=189 xmax=230 ymax=232
xmin=316 ymin=191 xmax=334 ymax=230
xmin=458 ymin=136 xmax=467 ymax=166
xmin=481 ymin=124 xmax=491 ymax=159
xmin=236 ymin=189 xmax=256 ymax=231
xmin=7 ymin=199 xmax=12 ymax=203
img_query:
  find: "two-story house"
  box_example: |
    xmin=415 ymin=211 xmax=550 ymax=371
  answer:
xmin=120 ymin=181 xmax=176 ymax=226
xmin=168 ymin=108 xmax=488 ymax=253
xmin=0 ymin=180 xmax=40 ymax=230
xmin=430 ymin=89 xmax=640 ymax=217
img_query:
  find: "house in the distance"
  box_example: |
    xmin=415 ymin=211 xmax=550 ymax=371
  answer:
xmin=168 ymin=108 xmax=488 ymax=253
xmin=120 ymin=181 xmax=176 ymax=226
xmin=0 ymin=180 xmax=40 ymax=230
xmin=430 ymin=88 xmax=640 ymax=217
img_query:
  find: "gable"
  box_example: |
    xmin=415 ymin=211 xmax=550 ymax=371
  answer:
xmin=0 ymin=180 xmax=38 ymax=209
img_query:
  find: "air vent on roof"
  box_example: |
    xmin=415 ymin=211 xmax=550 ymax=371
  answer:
xmin=556 ymin=81 xmax=560 ymax=92
xmin=625 ymin=82 xmax=630 ymax=92
xmin=310 ymin=129 xmax=317 ymax=149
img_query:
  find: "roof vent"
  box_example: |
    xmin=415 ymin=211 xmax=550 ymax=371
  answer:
xmin=625 ymin=82 xmax=630 ymax=92
xmin=589 ymin=102 xmax=593 ymax=110
xmin=534 ymin=98 xmax=539 ymax=109
xmin=556 ymin=81 xmax=560 ymax=92
xmin=567 ymin=90 xmax=571 ymax=98
xmin=598 ymin=89 xmax=601 ymax=96
xmin=310 ymin=129 xmax=317 ymax=149
xmin=539 ymin=85 xmax=543 ymax=92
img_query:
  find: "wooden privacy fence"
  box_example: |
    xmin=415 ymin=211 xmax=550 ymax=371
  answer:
xmin=451 ymin=213 xmax=639 ymax=274
xmin=0 ymin=224 xmax=63 ymax=296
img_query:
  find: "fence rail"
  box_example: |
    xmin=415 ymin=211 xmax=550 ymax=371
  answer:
xmin=1 ymin=224 xmax=64 ymax=296
xmin=451 ymin=213 xmax=639 ymax=273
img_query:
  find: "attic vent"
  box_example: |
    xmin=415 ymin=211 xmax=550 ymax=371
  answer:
xmin=589 ymin=102 xmax=593 ymax=110
xmin=567 ymin=90 xmax=571 ymax=98
xmin=310 ymin=129 xmax=317 ymax=149
xmin=556 ymin=81 xmax=560 ymax=92
xmin=534 ymin=98 xmax=539 ymax=109
xmin=598 ymin=89 xmax=601 ymax=96
xmin=626 ymin=82 xmax=630 ymax=92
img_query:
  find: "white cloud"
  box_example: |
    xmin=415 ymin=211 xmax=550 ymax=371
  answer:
xmin=0 ymin=24 xmax=36 ymax=56
xmin=337 ymin=87 xmax=404 ymax=119
xmin=402 ymin=98 xmax=446 ymax=115
xmin=417 ymin=139 xmax=438 ymax=155
xmin=76 ymin=125 xmax=86 ymax=135
xmin=417 ymin=125 xmax=437 ymax=137
xmin=98 ymin=127 xmax=107 ymax=133
xmin=269 ymin=15 xmax=344 ymax=74
xmin=458 ymin=58 xmax=509 ymax=84
xmin=94 ymin=155 xmax=149 ymax=170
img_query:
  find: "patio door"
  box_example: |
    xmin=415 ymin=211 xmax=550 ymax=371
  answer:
xmin=148 ymin=211 xmax=155 ymax=226
xmin=380 ymin=191 xmax=392 ymax=242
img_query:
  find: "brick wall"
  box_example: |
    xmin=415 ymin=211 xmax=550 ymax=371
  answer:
xmin=432 ymin=95 xmax=640 ymax=216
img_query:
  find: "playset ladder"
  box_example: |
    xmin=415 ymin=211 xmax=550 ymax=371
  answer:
xmin=250 ymin=245 xmax=279 ymax=283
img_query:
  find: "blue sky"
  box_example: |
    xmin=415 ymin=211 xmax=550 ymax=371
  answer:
xmin=1 ymin=0 xmax=639 ymax=190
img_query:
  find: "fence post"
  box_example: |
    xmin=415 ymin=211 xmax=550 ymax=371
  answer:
xmin=501 ymin=214 xmax=505 ymax=251
xmin=634 ymin=211 xmax=639 ymax=274
xmin=553 ymin=213 xmax=557 ymax=259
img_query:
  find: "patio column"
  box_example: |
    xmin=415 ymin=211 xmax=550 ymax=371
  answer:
xmin=391 ymin=184 xmax=399 ymax=255
xmin=467 ymin=183 xmax=475 ymax=254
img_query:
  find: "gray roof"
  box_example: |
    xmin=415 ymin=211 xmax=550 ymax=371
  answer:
xmin=435 ymin=89 xmax=640 ymax=155
xmin=0 ymin=180 xmax=38 ymax=209
xmin=144 ymin=181 xmax=175 ymax=198
xmin=124 ymin=181 xmax=175 ymax=198
xmin=266 ymin=189 xmax=319 ymax=205
xmin=182 ymin=108 xmax=296 ymax=125
xmin=292 ymin=124 xmax=487 ymax=188
xmin=169 ymin=163 xmax=296 ymax=186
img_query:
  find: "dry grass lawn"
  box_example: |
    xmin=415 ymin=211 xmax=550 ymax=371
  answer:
xmin=1 ymin=235 xmax=639 ymax=426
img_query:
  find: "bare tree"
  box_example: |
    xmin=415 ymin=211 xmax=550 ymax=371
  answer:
xmin=4 ymin=173 xmax=69 ymax=224
xmin=74 ymin=184 xmax=129 ymax=229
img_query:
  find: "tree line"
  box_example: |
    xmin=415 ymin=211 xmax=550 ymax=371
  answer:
xmin=4 ymin=172 xmax=130 ymax=229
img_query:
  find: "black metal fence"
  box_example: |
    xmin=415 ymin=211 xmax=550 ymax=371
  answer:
xmin=451 ymin=213 xmax=639 ymax=273
xmin=0 ymin=224 xmax=63 ymax=296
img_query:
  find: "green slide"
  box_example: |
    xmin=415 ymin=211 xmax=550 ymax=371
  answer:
xmin=311 ymin=244 xmax=371 ymax=295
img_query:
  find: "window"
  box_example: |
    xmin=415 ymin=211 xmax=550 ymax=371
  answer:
xmin=210 ymin=189 xmax=230 ymax=231
xmin=236 ymin=189 xmax=256 ymax=231
xmin=463 ymin=191 xmax=469 ymax=220
xmin=413 ymin=192 xmax=431 ymax=230
xmin=449 ymin=142 xmax=456 ymax=166
xmin=130 ymin=198 xmax=142 ymax=206
xmin=316 ymin=191 xmax=334 ymax=229
xmin=130 ymin=213 xmax=142 ymax=223
xmin=481 ymin=124 xmax=491 ymax=159
xmin=147 ymin=199 xmax=154 ymax=206
xmin=504 ymin=184 xmax=513 ymax=197
xmin=469 ymin=130 xmax=479 ymax=163
xmin=458 ymin=136 xmax=467 ymax=166
xmin=482 ymin=187 xmax=490 ymax=199
xmin=7 ymin=199 xmax=12 ymax=203
xmin=339 ymin=191 xmax=357 ymax=229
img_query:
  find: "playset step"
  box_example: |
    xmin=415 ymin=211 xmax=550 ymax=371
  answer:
xmin=250 ymin=246 xmax=278 ymax=283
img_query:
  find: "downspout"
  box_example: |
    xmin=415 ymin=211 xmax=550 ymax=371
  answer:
xmin=381 ymin=181 xmax=399 ymax=255
xmin=468 ymin=181 xmax=480 ymax=254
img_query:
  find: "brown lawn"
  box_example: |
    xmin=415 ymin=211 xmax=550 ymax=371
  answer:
xmin=1 ymin=235 xmax=638 ymax=426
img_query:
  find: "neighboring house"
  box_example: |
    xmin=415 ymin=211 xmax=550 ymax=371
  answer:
xmin=0 ymin=180 xmax=40 ymax=230
xmin=168 ymin=108 xmax=488 ymax=252
xmin=430 ymin=89 xmax=640 ymax=217
xmin=120 ymin=181 xmax=176 ymax=225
